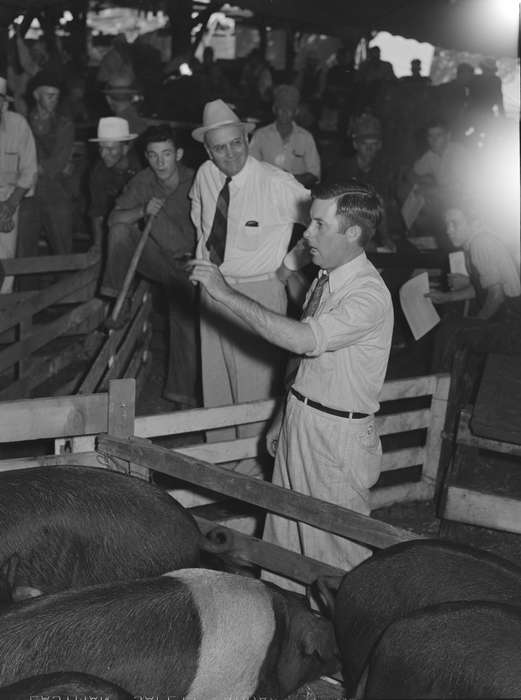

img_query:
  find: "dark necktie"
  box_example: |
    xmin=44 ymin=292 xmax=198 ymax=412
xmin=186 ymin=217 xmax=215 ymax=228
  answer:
xmin=206 ymin=176 xmax=232 ymax=265
xmin=301 ymin=272 xmax=329 ymax=319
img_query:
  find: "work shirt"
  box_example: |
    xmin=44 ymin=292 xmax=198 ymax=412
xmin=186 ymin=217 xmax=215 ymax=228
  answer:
xmin=111 ymin=163 xmax=195 ymax=258
xmin=29 ymin=110 xmax=74 ymax=179
xmin=464 ymin=230 xmax=521 ymax=308
xmin=0 ymin=110 xmax=37 ymax=197
xmin=89 ymin=150 xmax=141 ymax=219
xmin=190 ymin=156 xmax=309 ymax=278
xmin=413 ymin=142 xmax=470 ymax=193
xmin=249 ymin=122 xmax=321 ymax=180
xmin=294 ymin=252 xmax=393 ymax=414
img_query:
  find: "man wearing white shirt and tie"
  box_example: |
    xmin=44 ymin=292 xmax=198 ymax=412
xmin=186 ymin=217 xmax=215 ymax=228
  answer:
xmin=189 ymin=181 xmax=393 ymax=589
xmin=190 ymin=99 xmax=310 ymax=479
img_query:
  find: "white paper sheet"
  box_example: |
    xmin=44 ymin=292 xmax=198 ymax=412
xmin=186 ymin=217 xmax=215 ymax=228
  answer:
xmin=449 ymin=251 xmax=469 ymax=276
xmin=399 ymin=272 xmax=440 ymax=341
xmin=401 ymin=185 xmax=425 ymax=230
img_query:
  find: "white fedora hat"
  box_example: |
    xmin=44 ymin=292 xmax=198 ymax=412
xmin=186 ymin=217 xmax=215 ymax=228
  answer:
xmin=192 ymin=99 xmax=255 ymax=143
xmin=89 ymin=117 xmax=137 ymax=142
xmin=0 ymin=77 xmax=13 ymax=102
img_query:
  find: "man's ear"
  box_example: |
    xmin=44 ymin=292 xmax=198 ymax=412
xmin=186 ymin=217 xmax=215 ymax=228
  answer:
xmin=175 ymin=147 xmax=184 ymax=162
xmin=346 ymin=223 xmax=362 ymax=242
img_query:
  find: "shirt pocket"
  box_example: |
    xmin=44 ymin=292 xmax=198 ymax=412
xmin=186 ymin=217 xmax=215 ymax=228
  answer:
xmin=236 ymin=221 xmax=263 ymax=251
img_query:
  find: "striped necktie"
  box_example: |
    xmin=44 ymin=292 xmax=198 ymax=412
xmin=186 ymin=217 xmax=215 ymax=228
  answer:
xmin=301 ymin=272 xmax=329 ymax=319
xmin=206 ymin=176 xmax=232 ymax=265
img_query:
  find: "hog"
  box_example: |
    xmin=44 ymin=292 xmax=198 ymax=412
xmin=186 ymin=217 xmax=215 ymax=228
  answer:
xmin=316 ymin=539 xmax=521 ymax=696
xmin=0 ymin=568 xmax=339 ymax=699
xmin=0 ymin=671 xmax=132 ymax=700
xmin=365 ymin=600 xmax=521 ymax=699
xmin=0 ymin=466 xmax=232 ymax=598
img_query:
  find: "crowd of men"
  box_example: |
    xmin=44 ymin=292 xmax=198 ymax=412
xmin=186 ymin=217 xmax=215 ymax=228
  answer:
xmin=0 ymin=36 xmax=519 ymax=584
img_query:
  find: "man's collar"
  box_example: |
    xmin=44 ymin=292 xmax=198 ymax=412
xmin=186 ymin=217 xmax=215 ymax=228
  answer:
xmin=326 ymin=251 xmax=367 ymax=292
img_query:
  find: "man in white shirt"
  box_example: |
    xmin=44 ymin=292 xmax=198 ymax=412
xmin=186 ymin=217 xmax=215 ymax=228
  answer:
xmin=249 ymin=84 xmax=321 ymax=189
xmin=189 ymin=181 xmax=393 ymax=589
xmin=0 ymin=76 xmax=37 ymax=293
xmin=190 ymin=99 xmax=310 ymax=477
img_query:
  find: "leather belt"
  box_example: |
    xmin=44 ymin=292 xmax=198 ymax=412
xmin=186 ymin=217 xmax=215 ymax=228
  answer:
xmin=290 ymin=388 xmax=369 ymax=419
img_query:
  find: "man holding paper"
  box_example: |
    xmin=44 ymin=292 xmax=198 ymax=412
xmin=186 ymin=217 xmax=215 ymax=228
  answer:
xmin=427 ymin=203 xmax=520 ymax=371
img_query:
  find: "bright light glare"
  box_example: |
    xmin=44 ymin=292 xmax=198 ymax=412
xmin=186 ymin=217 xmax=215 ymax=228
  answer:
xmin=494 ymin=0 xmax=520 ymax=25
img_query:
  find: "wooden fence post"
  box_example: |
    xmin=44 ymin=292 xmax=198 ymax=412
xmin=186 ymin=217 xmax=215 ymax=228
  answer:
xmin=107 ymin=378 xmax=148 ymax=481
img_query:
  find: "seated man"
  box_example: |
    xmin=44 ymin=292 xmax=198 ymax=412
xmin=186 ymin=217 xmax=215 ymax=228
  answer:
xmin=249 ymin=84 xmax=321 ymax=188
xmin=88 ymin=117 xmax=141 ymax=248
xmin=427 ymin=201 xmax=521 ymax=372
xmin=100 ymin=123 xmax=198 ymax=407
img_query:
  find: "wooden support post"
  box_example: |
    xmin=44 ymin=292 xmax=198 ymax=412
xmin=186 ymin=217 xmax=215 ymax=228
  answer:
xmin=423 ymin=373 xmax=450 ymax=493
xmin=107 ymin=379 xmax=147 ymax=481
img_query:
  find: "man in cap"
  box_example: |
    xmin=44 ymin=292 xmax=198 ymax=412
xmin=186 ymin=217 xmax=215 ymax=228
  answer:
xmin=249 ymin=84 xmax=320 ymax=188
xmin=103 ymin=75 xmax=148 ymax=136
xmin=189 ymin=181 xmax=393 ymax=587
xmin=20 ymin=69 xmax=75 ymax=258
xmin=88 ymin=116 xmax=141 ymax=248
xmin=100 ymin=123 xmax=198 ymax=408
xmin=0 ymin=76 xmax=37 ymax=293
xmin=328 ymin=113 xmax=397 ymax=251
xmin=190 ymin=99 xmax=310 ymax=478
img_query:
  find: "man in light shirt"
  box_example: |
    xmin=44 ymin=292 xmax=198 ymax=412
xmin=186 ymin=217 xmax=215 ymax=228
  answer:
xmin=189 ymin=181 xmax=393 ymax=588
xmin=249 ymin=84 xmax=320 ymax=189
xmin=190 ymin=99 xmax=310 ymax=478
xmin=0 ymin=76 xmax=37 ymax=293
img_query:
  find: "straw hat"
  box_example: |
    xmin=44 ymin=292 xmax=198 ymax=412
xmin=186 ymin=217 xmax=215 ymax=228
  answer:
xmin=89 ymin=117 xmax=137 ymax=142
xmin=192 ymin=99 xmax=255 ymax=143
xmin=0 ymin=77 xmax=13 ymax=102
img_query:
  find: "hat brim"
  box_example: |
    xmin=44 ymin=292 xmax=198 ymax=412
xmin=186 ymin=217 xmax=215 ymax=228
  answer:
xmin=192 ymin=119 xmax=256 ymax=143
xmin=89 ymin=134 xmax=138 ymax=142
xmin=103 ymin=88 xmax=140 ymax=95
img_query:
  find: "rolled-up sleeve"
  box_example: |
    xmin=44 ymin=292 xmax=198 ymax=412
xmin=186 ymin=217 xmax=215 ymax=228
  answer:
xmin=303 ymin=284 xmax=390 ymax=357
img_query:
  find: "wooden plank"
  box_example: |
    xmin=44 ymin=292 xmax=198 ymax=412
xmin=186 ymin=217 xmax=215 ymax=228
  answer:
xmin=79 ymin=281 xmax=149 ymax=394
xmin=0 ymin=298 xmax=104 ymax=373
xmin=423 ymin=374 xmax=451 ymax=485
xmin=370 ymin=479 xmax=434 ymax=510
xmin=0 ymin=331 xmax=103 ymax=402
xmin=0 ymin=393 xmax=108 ymax=443
xmin=381 ymin=446 xmax=425 ymax=472
xmin=97 ymin=434 xmax=419 ymax=549
xmin=1 ymin=248 xmax=99 ymax=275
xmin=0 ymin=265 xmax=100 ymax=334
xmin=376 ymin=408 xmax=432 ymax=435
xmin=99 ymin=294 xmax=152 ymax=391
xmin=176 ymin=437 xmax=260 ymax=464
xmin=444 ymin=486 xmax=521 ymax=535
xmin=0 ymin=451 xmax=102 ymax=473
xmin=379 ymin=374 xmax=438 ymax=402
xmin=457 ymin=409 xmax=521 ymax=457
xmin=195 ymin=516 xmax=345 ymax=583
xmin=134 ymin=400 xmax=276 ymax=438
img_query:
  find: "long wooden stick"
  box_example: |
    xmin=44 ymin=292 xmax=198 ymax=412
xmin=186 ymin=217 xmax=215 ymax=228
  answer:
xmin=110 ymin=214 xmax=156 ymax=324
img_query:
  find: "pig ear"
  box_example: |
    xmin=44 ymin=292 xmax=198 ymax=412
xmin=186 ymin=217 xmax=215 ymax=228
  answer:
xmin=310 ymin=575 xmax=342 ymax=617
xmin=299 ymin=620 xmax=338 ymax=663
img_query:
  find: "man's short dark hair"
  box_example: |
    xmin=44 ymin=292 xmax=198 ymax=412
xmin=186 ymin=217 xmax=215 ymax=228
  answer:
xmin=425 ymin=117 xmax=448 ymax=133
xmin=311 ymin=180 xmax=382 ymax=247
xmin=142 ymin=124 xmax=178 ymax=151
